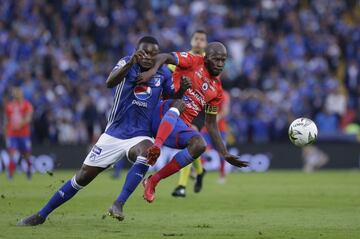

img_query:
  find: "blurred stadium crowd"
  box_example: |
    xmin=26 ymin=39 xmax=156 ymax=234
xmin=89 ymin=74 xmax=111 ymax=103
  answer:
xmin=1 ymin=0 xmax=360 ymax=145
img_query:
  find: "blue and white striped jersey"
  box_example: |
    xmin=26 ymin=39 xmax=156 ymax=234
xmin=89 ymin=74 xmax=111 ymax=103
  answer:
xmin=105 ymin=56 xmax=174 ymax=139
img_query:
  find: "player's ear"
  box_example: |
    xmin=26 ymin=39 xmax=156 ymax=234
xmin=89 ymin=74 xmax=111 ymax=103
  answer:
xmin=204 ymin=55 xmax=209 ymax=63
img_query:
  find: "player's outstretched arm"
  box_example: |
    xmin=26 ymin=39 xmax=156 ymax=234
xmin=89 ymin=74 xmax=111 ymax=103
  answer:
xmin=137 ymin=53 xmax=177 ymax=84
xmin=205 ymin=113 xmax=248 ymax=168
xmin=106 ymin=50 xmax=148 ymax=88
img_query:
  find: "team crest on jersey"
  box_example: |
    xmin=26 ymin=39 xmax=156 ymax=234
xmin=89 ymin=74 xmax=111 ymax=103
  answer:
xmin=180 ymin=52 xmax=188 ymax=57
xmin=153 ymin=76 xmax=161 ymax=87
xmin=202 ymin=82 xmax=209 ymax=91
xmin=134 ymin=85 xmax=152 ymax=100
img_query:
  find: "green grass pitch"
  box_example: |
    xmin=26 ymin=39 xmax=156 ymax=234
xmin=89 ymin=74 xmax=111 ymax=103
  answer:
xmin=1 ymin=170 xmax=360 ymax=239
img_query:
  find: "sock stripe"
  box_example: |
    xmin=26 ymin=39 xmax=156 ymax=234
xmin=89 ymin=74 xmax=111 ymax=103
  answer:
xmin=71 ymin=176 xmax=83 ymax=190
xmin=135 ymin=156 xmax=150 ymax=166
xmin=169 ymin=107 xmax=180 ymax=116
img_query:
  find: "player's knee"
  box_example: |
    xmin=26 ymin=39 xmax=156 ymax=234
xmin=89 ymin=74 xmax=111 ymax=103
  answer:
xmin=75 ymin=164 xmax=103 ymax=187
xmin=172 ymin=99 xmax=186 ymax=113
xmin=128 ymin=140 xmax=153 ymax=161
xmin=188 ymin=136 xmax=206 ymax=158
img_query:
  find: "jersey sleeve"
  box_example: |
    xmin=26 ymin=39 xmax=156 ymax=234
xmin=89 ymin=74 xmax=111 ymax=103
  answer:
xmin=111 ymin=56 xmax=131 ymax=73
xmin=205 ymin=87 xmax=224 ymax=115
xmin=172 ymin=52 xmax=203 ymax=69
xmin=161 ymin=67 xmax=175 ymax=98
xmin=109 ymin=56 xmax=132 ymax=93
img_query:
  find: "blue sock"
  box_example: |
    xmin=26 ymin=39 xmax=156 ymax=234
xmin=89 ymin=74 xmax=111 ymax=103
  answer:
xmin=38 ymin=176 xmax=83 ymax=218
xmin=174 ymin=148 xmax=194 ymax=167
xmin=163 ymin=107 xmax=180 ymax=125
xmin=116 ymin=156 xmax=149 ymax=204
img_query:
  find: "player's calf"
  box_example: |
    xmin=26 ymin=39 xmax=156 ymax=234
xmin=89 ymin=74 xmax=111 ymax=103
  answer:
xmin=187 ymin=135 xmax=207 ymax=159
xmin=111 ymin=140 xmax=153 ymax=220
xmin=144 ymin=136 xmax=206 ymax=202
xmin=18 ymin=165 xmax=103 ymax=226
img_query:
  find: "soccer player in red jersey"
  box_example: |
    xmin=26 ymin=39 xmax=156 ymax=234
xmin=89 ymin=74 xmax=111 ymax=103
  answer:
xmin=4 ymin=86 xmax=34 ymax=180
xmin=200 ymin=90 xmax=230 ymax=183
xmin=137 ymin=42 xmax=248 ymax=202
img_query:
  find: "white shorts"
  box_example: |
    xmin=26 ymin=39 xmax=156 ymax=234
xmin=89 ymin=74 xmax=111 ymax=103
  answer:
xmin=83 ymin=133 xmax=153 ymax=168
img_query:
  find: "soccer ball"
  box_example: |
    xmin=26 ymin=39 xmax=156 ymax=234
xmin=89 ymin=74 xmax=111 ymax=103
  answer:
xmin=288 ymin=118 xmax=318 ymax=147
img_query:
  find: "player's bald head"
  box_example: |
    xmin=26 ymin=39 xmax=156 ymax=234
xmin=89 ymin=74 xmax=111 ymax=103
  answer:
xmin=204 ymin=42 xmax=227 ymax=76
xmin=205 ymin=42 xmax=227 ymax=56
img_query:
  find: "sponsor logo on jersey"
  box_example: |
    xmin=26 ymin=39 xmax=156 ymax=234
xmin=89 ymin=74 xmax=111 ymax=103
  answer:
xmin=188 ymin=89 xmax=206 ymax=106
xmin=134 ymin=85 xmax=152 ymax=100
xmin=153 ymin=76 xmax=161 ymax=87
xmin=180 ymin=52 xmax=188 ymax=57
xmin=92 ymin=145 xmax=102 ymax=155
xmin=132 ymin=100 xmax=148 ymax=108
xmin=195 ymin=68 xmax=205 ymax=79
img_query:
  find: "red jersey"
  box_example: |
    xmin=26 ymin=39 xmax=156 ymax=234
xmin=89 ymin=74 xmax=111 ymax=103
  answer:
xmin=173 ymin=52 xmax=224 ymax=125
xmin=5 ymin=100 xmax=33 ymax=137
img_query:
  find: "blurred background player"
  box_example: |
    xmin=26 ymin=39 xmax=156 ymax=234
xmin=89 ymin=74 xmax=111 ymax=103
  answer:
xmin=168 ymin=30 xmax=208 ymax=197
xmin=201 ymin=90 xmax=230 ymax=184
xmin=302 ymin=146 xmax=329 ymax=173
xmin=4 ymin=86 xmax=33 ymax=180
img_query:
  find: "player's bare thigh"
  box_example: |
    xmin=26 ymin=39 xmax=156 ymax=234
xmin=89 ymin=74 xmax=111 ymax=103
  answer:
xmin=170 ymin=99 xmax=186 ymax=113
xmin=128 ymin=139 xmax=153 ymax=162
xmin=75 ymin=164 xmax=106 ymax=187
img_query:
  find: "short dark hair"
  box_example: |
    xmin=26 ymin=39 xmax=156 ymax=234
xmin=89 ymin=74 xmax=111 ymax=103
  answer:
xmin=137 ymin=36 xmax=159 ymax=46
xmin=191 ymin=30 xmax=207 ymax=38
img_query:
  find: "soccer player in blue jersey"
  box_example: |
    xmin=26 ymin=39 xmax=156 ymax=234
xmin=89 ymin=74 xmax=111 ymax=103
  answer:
xmin=17 ymin=36 xmax=190 ymax=226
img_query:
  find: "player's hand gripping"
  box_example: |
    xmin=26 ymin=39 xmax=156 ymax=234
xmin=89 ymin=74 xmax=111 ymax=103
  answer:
xmin=136 ymin=69 xmax=156 ymax=84
xmin=180 ymin=76 xmax=192 ymax=92
xmin=130 ymin=49 xmax=148 ymax=65
xmin=223 ymin=153 xmax=249 ymax=168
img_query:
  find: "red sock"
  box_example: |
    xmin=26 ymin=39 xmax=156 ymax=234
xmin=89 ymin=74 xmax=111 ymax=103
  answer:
xmin=151 ymin=159 xmax=182 ymax=185
xmin=154 ymin=109 xmax=179 ymax=147
xmin=154 ymin=122 xmax=174 ymax=147
xmin=8 ymin=160 xmax=16 ymax=178
xmin=220 ymin=159 xmax=225 ymax=178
